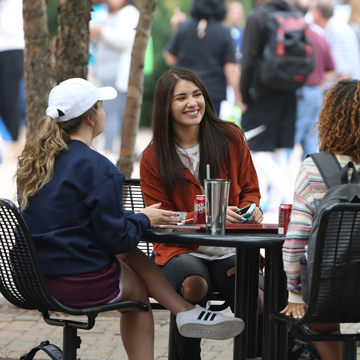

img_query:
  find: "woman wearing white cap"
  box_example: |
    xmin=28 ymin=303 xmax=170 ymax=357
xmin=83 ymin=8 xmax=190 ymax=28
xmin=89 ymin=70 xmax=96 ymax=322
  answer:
xmin=15 ymin=78 xmax=244 ymax=360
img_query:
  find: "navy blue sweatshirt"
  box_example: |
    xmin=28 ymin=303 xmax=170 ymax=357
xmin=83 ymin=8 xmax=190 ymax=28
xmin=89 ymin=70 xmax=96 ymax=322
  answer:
xmin=22 ymin=140 xmax=150 ymax=277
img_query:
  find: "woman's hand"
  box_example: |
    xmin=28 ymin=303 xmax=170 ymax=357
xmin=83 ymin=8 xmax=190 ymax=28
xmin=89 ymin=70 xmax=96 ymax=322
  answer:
xmin=140 ymin=203 xmax=179 ymax=227
xmin=246 ymin=207 xmax=263 ymax=224
xmin=226 ymin=206 xmax=263 ymax=224
xmin=226 ymin=206 xmax=245 ymax=223
xmin=280 ymin=302 xmax=306 ymax=319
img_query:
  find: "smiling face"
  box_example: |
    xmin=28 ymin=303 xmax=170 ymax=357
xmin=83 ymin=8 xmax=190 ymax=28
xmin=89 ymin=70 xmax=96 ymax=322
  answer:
xmin=171 ymin=79 xmax=205 ymax=131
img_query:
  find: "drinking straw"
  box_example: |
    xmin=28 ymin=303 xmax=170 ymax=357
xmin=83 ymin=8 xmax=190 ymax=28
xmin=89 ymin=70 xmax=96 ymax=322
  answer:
xmin=206 ymin=164 xmax=210 ymax=179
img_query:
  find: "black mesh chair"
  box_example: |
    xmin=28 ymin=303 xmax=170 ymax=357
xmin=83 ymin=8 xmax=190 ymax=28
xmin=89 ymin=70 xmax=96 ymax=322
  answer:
xmin=271 ymin=203 xmax=360 ymax=360
xmin=123 ymin=179 xmax=230 ymax=360
xmin=123 ymin=178 xmax=153 ymax=256
xmin=0 ymin=199 xmax=149 ymax=360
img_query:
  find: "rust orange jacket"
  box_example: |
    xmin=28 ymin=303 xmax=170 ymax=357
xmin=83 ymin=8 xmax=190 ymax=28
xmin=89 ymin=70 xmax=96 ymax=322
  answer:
xmin=140 ymin=133 xmax=261 ymax=265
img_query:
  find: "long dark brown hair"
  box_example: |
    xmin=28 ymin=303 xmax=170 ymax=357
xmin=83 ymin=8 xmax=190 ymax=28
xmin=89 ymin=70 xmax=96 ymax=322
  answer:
xmin=317 ymin=79 xmax=360 ymax=162
xmin=147 ymin=67 xmax=244 ymax=198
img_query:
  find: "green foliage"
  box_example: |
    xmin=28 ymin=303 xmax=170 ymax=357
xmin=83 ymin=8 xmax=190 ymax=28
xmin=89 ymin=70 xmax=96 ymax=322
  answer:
xmin=241 ymin=0 xmax=256 ymax=14
xmin=47 ymin=0 xmax=60 ymax=36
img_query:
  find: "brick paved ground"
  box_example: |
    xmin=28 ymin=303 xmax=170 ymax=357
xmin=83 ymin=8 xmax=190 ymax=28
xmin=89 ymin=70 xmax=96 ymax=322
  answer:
xmin=0 ymin=295 xmax=359 ymax=360
xmin=0 ymin=296 xmax=235 ymax=360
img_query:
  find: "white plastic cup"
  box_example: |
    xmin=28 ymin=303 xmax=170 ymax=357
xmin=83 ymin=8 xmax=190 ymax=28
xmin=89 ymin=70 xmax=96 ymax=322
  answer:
xmin=172 ymin=211 xmax=187 ymax=225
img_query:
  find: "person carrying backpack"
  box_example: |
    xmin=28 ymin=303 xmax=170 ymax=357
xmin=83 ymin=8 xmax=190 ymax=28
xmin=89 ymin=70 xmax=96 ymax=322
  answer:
xmin=282 ymin=79 xmax=360 ymax=360
xmin=240 ymin=0 xmax=314 ymax=221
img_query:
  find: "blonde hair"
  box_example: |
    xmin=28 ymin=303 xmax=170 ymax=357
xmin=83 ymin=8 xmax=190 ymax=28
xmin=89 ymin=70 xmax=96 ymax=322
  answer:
xmin=16 ymin=103 xmax=99 ymax=210
xmin=349 ymin=0 xmax=360 ymax=25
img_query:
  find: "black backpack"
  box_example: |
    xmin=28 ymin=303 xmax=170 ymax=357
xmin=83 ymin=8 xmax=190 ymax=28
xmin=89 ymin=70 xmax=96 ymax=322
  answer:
xmin=21 ymin=340 xmax=63 ymax=360
xmin=257 ymin=7 xmax=315 ymax=92
xmin=301 ymin=153 xmax=360 ymax=304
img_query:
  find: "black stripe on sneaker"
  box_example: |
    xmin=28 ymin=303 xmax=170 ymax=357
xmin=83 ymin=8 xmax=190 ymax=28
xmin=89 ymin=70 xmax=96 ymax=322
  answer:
xmin=204 ymin=312 xmax=211 ymax=321
xmin=198 ymin=311 xmax=205 ymax=320
xmin=210 ymin=313 xmax=217 ymax=321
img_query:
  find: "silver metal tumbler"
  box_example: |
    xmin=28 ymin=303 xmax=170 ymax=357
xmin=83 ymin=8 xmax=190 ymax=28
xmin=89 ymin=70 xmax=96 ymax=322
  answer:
xmin=204 ymin=179 xmax=231 ymax=235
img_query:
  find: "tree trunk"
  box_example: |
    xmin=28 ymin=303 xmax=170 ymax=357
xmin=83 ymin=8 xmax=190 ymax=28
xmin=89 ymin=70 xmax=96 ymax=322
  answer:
xmin=54 ymin=0 xmax=92 ymax=83
xmin=23 ymin=0 xmax=52 ymax=137
xmin=117 ymin=0 xmax=157 ymax=178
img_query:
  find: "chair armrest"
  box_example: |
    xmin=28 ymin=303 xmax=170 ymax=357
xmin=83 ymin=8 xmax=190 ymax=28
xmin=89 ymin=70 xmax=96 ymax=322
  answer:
xmin=42 ymin=301 xmax=150 ymax=330
xmin=270 ymin=312 xmax=299 ymax=325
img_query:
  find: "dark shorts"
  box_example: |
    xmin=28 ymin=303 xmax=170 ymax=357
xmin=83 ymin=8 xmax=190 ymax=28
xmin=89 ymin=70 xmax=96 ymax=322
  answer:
xmin=241 ymin=92 xmax=297 ymax=151
xmin=46 ymin=258 xmax=122 ymax=308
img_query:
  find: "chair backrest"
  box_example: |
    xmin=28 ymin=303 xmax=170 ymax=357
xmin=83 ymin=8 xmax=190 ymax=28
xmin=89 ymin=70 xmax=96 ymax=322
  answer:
xmin=306 ymin=203 xmax=360 ymax=323
xmin=0 ymin=199 xmax=60 ymax=311
xmin=122 ymin=178 xmax=146 ymax=211
xmin=122 ymin=179 xmax=154 ymax=257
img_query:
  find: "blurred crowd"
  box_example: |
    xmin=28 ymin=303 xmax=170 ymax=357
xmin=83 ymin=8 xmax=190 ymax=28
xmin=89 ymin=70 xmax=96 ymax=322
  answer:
xmin=0 ymin=0 xmax=25 ymax=163
xmin=1 ymin=0 xmax=360 ymax=221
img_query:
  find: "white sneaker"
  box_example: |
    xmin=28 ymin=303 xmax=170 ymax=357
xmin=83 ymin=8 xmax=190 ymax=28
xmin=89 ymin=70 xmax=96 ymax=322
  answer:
xmin=176 ymin=305 xmax=245 ymax=340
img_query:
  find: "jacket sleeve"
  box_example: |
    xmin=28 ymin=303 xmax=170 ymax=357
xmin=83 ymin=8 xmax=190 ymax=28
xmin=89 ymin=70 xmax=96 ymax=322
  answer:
xmin=140 ymin=155 xmax=195 ymax=220
xmin=140 ymin=157 xmax=175 ymax=209
xmin=84 ymin=174 xmax=150 ymax=256
xmin=239 ymin=143 xmax=261 ymax=206
xmin=282 ymin=162 xmax=313 ymax=301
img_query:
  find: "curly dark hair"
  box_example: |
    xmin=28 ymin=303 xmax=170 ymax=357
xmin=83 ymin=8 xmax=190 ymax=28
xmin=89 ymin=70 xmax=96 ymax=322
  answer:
xmin=317 ymin=79 xmax=360 ymax=162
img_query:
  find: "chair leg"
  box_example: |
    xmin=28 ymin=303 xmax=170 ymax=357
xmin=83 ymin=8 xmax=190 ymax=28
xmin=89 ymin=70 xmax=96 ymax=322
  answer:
xmin=63 ymin=324 xmax=81 ymax=360
xmin=168 ymin=313 xmax=180 ymax=360
xmin=343 ymin=336 xmax=357 ymax=360
xmin=257 ymin=313 xmax=263 ymax=358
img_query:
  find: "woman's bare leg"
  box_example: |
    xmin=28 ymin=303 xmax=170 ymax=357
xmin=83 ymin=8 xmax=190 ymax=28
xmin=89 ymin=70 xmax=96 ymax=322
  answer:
xmin=181 ymin=275 xmax=208 ymax=302
xmin=311 ymin=323 xmax=342 ymax=360
xmin=118 ymin=248 xmax=194 ymax=315
xmin=119 ymin=259 xmax=154 ymax=360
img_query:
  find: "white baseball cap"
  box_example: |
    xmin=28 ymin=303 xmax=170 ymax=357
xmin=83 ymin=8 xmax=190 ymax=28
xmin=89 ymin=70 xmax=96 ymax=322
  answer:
xmin=46 ymin=78 xmax=117 ymax=123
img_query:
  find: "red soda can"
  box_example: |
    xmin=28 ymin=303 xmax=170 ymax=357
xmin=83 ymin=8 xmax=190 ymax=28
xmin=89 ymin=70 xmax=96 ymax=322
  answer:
xmin=194 ymin=195 xmax=206 ymax=224
xmin=278 ymin=204 xmax=292 ymax=235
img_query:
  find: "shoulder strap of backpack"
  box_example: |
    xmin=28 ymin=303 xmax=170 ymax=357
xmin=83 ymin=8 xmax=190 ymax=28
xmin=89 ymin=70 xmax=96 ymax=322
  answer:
xmin=309 ymin=153 xmax=342 ymax=189
xmin=20 ymin=340 xmax=63 ymax=360
xmin=340 ymin=161 xmax=360 ymax=184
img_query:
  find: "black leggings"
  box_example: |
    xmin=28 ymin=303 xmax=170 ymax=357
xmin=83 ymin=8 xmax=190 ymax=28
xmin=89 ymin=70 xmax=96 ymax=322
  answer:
xmin=0 ymin=50 xmax=24 ymax=141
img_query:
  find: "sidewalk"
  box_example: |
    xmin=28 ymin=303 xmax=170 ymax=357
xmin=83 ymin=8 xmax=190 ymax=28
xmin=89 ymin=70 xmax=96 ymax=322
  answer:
xmin=0 ymin=294 xmax=358 ymax=360
xmin=0 ymin=295 xmax=234 ymax=360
